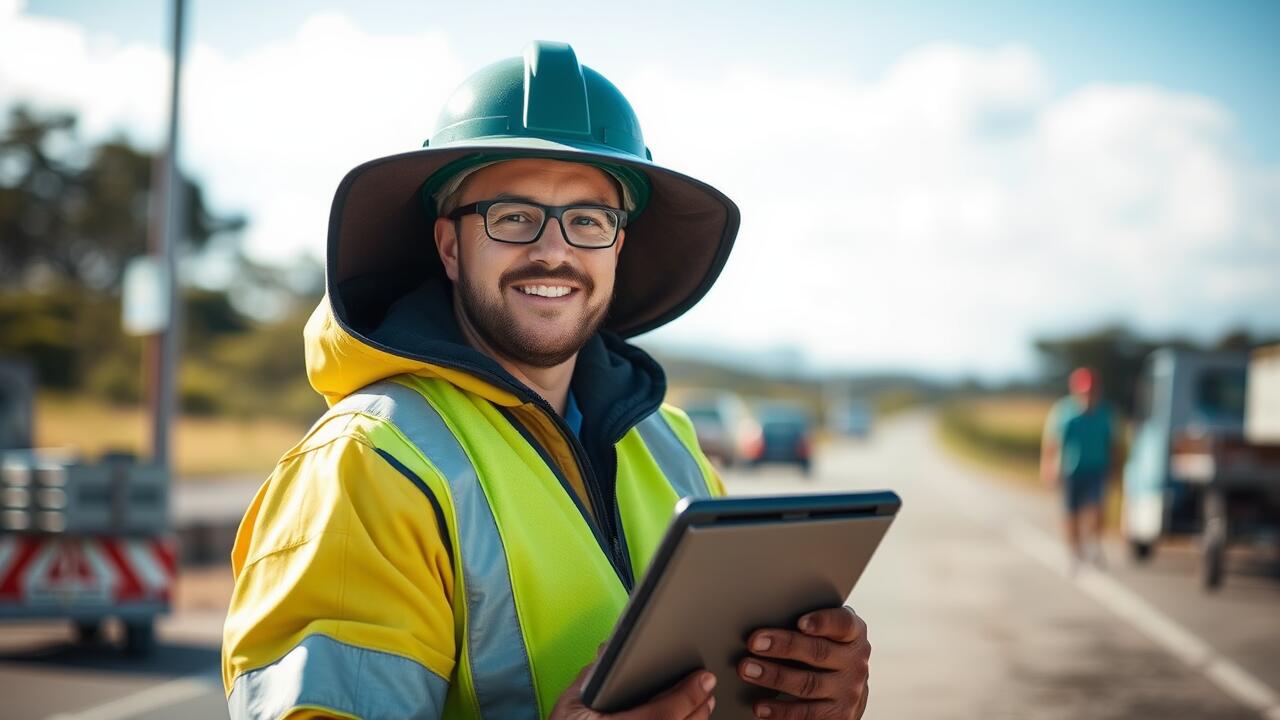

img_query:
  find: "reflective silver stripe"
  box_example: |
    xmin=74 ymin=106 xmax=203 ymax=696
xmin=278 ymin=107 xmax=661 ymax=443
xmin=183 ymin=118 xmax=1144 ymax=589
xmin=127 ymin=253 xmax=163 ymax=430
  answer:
xmin=635 ymin=412 xmax=713 ymax=501
xmin=343 ymin=380 xmax=539 ymax=720
xmin=228 ymin=633 xmax=447 ymax=720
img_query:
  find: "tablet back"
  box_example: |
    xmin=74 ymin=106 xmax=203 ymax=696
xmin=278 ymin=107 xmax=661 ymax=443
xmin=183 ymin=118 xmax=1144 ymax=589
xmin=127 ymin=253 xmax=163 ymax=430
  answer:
xmin=585 ymin=493 xmax=897 ymax=718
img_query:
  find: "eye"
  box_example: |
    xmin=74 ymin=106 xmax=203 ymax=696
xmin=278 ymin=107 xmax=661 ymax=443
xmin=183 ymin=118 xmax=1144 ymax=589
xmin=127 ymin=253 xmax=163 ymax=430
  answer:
xmin=496 ymin=212 xmax=533 ymax=224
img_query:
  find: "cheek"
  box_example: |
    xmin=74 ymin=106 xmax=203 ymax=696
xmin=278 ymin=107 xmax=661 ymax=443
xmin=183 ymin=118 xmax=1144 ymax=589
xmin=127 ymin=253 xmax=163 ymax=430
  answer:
xmin=587 ymin=256 xmax=619 ymax=293
xmin=467 ymin=243 xmax=520 ymax=290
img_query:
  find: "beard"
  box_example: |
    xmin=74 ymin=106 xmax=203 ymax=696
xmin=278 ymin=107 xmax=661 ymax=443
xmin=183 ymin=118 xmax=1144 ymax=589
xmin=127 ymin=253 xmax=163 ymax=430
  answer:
xmin=455 ymin=251 xmax=612 ymax=369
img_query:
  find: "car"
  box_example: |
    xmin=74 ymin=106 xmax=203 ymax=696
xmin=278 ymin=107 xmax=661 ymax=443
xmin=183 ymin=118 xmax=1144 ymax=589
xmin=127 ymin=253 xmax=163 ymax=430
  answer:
xmin=682 ymin=392 xmax=763 ymax=469
xmin=754 ymin=402 xmax=816 ymax=475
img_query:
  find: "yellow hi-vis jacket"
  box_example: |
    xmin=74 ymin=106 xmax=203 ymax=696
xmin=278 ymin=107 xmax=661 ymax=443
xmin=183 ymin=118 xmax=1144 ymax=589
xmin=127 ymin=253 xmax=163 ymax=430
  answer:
xmin=221 ymin=279 xmax=723 ymax=719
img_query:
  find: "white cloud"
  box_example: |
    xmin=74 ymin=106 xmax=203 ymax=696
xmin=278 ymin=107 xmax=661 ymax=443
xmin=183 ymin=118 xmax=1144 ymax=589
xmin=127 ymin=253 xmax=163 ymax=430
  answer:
xmin=0 ymin=1 xmax=169 ymax=142
xmin=619 ymin=45 xmax=1280 ymax=375
xmin=3 ymin=3 xmax=1278 ymax=376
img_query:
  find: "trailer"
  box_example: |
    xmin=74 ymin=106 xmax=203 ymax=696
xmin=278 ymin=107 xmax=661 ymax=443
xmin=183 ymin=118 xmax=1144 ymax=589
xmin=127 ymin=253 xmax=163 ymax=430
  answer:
xmin=1123 ymin=348 xmax=1280 ymax=590
xmin=0 ymin=360 xmax=174 ymax=654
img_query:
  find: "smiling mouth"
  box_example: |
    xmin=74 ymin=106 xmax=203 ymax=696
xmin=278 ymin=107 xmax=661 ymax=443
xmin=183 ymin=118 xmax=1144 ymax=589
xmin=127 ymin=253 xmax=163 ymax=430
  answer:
xmin=512 ymin=284 xmax=578 ymax=299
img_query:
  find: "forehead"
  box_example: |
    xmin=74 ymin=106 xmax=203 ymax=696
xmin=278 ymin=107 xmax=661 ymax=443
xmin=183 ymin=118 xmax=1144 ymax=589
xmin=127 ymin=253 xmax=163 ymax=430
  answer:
xmin=458 ymin=158 xmax=621 ymax=205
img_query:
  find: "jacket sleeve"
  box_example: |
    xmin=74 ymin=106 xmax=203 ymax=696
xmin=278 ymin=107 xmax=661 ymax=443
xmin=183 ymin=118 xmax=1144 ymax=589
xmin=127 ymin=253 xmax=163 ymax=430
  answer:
xmin=222 ymin=414 xmax=456 ymax=720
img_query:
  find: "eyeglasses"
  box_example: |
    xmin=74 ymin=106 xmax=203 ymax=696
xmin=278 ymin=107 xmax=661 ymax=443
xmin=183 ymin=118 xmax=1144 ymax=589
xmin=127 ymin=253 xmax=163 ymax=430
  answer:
xmin=446 ymin=199 xmax=628 ymax=249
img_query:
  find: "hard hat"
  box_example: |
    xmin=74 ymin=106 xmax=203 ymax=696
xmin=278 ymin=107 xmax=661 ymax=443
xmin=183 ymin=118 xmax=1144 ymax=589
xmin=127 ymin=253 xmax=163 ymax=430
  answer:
xmin=326 ymin=40 xmax=740 ymax=338
xmin=1069 ymin=367 xmax=1096 ymax=395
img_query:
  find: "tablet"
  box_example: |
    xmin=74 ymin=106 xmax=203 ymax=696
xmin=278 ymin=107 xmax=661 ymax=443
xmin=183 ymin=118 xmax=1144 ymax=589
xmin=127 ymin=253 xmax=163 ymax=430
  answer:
xmin=582 ymin=491 xmax=900 ymax=716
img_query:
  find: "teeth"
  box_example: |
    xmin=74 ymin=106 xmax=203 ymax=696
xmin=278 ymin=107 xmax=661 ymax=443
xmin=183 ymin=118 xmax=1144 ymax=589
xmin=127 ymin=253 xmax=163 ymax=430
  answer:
xmin=518 ymin=285 xmax=572 ymax=298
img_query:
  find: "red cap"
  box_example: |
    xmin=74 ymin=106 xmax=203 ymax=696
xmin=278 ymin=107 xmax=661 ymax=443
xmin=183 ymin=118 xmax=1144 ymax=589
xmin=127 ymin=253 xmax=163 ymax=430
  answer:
xmin=1069 ymin=367 xmax=1096 ymax=395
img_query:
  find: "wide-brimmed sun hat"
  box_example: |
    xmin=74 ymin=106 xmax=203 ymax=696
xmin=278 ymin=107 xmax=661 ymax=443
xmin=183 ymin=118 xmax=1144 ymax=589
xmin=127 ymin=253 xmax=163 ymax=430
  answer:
xmin=325 ymin=40 xmax=740 ymax=338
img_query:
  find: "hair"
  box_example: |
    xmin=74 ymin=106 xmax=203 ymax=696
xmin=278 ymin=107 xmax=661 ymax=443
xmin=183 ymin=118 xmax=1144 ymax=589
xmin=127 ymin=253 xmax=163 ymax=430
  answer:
xmin=433 ymin=161 xmax=631 ymax=220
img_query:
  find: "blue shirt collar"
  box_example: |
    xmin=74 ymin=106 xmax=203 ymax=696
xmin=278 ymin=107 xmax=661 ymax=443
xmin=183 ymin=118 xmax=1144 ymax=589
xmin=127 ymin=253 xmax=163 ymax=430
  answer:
xmin=564 ymin=388 xmax=583 ymax=439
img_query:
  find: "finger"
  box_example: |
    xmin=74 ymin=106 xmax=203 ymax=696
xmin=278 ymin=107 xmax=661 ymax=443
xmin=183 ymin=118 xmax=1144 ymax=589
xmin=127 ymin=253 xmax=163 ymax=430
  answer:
xmin=797 ymin=606 xmax=865 ymax=643
xmin=754 ymin=698 xmax=843 ymax=720
xmin=687 ymin=694 xmax=717 ymax=720
xmin=616 ymin=670 xmax=715 ymax=720
xmin=739 ymin=657 xmax=838 ymax=700
xmin=748 ymin=628 xmax=852 ymax=671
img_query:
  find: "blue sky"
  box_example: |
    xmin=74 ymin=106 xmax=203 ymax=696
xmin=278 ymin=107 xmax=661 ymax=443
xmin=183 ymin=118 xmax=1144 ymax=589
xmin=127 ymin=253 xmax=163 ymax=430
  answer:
xmin=7 ymin=0 xmax=1280 ymax=377
xmin=29 ymin=0 xmax=1280 ymax=162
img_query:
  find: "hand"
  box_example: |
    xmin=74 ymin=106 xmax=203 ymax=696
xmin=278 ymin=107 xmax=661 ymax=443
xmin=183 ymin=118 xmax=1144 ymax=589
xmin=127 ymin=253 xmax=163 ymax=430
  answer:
xmin=550 ymin=650 xmax=717 ymax=720
xmin=739 ymin=606 xmax=870 ymax=719
xmin=1040 ymin=466 xmax=1059 ymax=490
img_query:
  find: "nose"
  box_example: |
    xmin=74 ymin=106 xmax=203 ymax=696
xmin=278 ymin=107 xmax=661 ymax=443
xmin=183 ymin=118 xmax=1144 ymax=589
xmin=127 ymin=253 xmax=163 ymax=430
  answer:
xmin=526 ymin=216 xmax=575 ymax=265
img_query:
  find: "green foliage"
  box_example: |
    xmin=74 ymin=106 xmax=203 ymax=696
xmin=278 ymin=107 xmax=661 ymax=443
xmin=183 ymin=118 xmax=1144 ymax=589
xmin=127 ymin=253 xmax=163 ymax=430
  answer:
xmin=187 ymin=304 xmax=326 ymax=422
xmin=0 ymin=104 xmax=245 ymax=291
xmin=1033 ymin=324 xmax=1280 ymax=416
xmin=0 ymin=291 xmax=78 ymax=387
xmin=937 ymin=398 xmax=1043 ymax=467
xmin=0 ymin=103 xmax=324 ymax=424
xmin=873 ymin=387 xmax=924 ymax=417
xmin=0 ymin=285 xmax=324 ymax=422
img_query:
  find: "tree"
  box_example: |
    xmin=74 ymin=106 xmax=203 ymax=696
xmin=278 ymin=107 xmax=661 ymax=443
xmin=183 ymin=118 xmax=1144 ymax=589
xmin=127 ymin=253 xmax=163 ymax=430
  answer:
xmin=1033 ymin=325 xmax=1279 ymax=415
xmin=0 ymin=104 xmax=245 ymax=290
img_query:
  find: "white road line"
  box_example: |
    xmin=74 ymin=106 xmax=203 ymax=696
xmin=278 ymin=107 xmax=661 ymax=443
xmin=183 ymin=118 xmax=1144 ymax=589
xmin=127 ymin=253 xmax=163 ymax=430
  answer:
xmin=1006 ymin=518 xmax=1280 ymax=720
xmin=45 ymin=674 xmax=219 ymax=720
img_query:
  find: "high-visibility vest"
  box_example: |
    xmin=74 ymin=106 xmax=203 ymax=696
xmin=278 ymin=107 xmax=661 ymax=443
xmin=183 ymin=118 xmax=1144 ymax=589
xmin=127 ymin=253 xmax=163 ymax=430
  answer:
xmin=227 ymin=375 xmax=720 ymax=719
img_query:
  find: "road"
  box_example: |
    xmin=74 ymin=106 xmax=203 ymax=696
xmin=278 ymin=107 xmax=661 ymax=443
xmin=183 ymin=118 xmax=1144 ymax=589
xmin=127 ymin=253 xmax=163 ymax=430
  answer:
xmin=1 ymin=410 xmax=1278 ymax=718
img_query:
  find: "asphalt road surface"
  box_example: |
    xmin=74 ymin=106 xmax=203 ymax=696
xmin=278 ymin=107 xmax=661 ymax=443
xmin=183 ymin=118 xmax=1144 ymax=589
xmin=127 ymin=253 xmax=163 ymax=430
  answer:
xmin=2 ymin=410 xmax=1277 ymax=719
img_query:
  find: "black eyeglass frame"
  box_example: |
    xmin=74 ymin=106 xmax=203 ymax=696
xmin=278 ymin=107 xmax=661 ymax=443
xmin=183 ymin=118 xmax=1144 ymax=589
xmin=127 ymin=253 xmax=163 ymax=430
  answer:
xmin=445 ymin=199 xmax=629 ymax=249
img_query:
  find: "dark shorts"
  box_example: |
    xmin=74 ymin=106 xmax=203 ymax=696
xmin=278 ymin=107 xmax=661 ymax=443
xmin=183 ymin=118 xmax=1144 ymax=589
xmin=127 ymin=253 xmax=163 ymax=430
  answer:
xmin=1063 ymin=470 xmax=1106 ymax=513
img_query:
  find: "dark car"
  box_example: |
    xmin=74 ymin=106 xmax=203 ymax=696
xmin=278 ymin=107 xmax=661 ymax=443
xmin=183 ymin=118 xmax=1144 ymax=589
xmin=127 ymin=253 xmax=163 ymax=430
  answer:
xmin=754 ymin=403 xmax=815 ymax=475
xmin=683 ymin=392 xmax=763 ymax=468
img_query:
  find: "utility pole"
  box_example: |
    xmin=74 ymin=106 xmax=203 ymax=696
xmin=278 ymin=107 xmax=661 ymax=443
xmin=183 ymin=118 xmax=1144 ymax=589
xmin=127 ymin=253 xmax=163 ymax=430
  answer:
xmin=145 ymin=0 xmax=186 ymax=474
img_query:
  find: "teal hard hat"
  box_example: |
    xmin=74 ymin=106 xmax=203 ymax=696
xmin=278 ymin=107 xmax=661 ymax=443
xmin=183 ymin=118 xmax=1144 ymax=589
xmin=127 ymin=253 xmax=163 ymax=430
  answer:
xmin=326 ymin=40 xmax=740 ymax=338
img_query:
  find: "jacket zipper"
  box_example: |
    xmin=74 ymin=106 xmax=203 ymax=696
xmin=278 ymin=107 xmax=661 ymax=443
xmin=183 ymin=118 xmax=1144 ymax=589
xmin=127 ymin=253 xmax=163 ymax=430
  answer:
xmin=467 ymin=367 xmax=636 ymax=592
xmin=542 ymin=401 xmax=635 ymax=592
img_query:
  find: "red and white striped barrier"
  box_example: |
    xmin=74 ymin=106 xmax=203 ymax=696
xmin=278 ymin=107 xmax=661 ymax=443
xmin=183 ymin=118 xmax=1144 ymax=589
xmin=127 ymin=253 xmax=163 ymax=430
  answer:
xmin=0 ymin=535 xmax=175 ymax=609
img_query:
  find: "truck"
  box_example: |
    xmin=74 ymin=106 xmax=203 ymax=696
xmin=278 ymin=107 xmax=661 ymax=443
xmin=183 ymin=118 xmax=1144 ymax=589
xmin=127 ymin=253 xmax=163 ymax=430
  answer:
xmin=1122 ymin=347 xmax=1280 ymax=590
xmin=0 ymin=358 xmax=174 ymax=654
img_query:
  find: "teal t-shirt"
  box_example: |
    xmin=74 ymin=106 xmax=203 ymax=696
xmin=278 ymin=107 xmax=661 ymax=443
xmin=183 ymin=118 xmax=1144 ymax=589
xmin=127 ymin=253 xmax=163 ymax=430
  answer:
xmin=1048 ymin=396 xmax=1113 ymax=478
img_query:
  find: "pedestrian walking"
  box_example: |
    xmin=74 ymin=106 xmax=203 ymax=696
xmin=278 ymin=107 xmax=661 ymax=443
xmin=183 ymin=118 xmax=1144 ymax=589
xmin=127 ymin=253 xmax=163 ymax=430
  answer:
xmin=1041 ymin=367 xmax=1117 ymax=572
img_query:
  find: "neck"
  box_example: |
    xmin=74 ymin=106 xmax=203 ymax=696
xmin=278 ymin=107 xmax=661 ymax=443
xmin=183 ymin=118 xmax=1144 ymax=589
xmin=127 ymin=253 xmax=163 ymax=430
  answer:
xmin=453 ymin=302 xmax=576 ymax=416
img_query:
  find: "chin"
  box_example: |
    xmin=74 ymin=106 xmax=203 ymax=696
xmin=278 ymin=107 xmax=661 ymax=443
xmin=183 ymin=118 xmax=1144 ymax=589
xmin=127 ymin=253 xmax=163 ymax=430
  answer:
xmin=516 ymin=324 xmax=577 ymax=351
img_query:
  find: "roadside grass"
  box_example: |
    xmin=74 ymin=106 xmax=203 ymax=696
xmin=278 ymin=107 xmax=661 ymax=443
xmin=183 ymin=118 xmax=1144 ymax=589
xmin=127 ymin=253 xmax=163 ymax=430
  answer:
xmin=936 ymin=395 xmax=1124 ymax=529
xmin=34 ymin=393 xmax=311 ymax=479
xmin=936 ymin=395 xmax=1047 ymax=481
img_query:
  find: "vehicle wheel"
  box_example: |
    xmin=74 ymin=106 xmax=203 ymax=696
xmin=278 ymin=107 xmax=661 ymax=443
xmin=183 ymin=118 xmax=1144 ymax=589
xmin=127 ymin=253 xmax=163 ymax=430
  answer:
xmin=124 ymin=619 xmax=156 ymax=657
xmin=73 ymin=619 xmax=102 ymax=644
xmin=1128 ymin=540 xmax=1154 ymax=564
xmin=1200 ymin=489 xmax=1227 ymax=591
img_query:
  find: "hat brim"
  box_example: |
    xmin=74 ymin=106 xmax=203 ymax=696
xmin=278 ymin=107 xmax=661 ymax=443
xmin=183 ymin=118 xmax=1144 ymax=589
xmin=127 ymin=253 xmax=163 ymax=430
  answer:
xmin=326 ymin=139 xmax=740 ymax=339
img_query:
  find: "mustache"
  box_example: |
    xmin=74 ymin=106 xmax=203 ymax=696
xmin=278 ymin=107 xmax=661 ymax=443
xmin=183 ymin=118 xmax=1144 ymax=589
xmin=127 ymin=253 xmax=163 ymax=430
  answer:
xmin=501 ymin=264 xmax=594 ymax=293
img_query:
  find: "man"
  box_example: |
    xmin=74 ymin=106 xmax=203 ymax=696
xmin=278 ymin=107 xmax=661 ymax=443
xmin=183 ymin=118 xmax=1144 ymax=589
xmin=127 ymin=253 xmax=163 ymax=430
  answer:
xmin=222 ymin=42 xmax=871 ymax=719
xmin=1041 ymin=367 xmax=1116 ymax=571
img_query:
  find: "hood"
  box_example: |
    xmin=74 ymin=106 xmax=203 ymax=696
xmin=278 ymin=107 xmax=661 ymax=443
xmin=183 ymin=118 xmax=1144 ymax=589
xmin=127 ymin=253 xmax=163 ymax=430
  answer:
xmin=304 ymin=275 xmax=667 ymax=442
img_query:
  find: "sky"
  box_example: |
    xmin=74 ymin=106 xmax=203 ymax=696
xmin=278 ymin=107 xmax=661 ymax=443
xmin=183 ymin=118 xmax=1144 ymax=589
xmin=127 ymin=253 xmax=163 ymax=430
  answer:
xmin=3 ymin=0 xmax=1280 ymax=378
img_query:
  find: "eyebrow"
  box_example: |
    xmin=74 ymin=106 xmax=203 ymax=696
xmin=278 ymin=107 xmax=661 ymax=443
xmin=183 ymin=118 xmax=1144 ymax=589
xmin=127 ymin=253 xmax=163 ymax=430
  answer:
xmin=492 ymin=192 xmax=618 ymax=206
